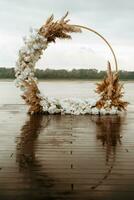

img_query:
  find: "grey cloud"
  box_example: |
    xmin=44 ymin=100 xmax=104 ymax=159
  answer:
xmin=0 ymin=0 xmax=134 ymax=70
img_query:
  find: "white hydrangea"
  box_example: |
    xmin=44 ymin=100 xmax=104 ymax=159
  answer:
xmin=15 ymin=26 xmax=48 ymax=95
xmin=39 ymin=97 xmax=119 ymax=115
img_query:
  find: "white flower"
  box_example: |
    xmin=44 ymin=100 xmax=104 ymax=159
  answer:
xmin=24 ymin=56 xmax=31 ymax=62
xmin=91 ymin=107 xmax=100 ymax=115
xmin=48 ymin=105 xmax=57 ymax=114
xmin=30 ymin=32 xmax=39 ymax=40
xmin=99 ymin=108 xmax=107 ymax=115
xmin=110 ymin=107 xmax=118 ymax=115
xmin=73 ymin=110 xmax=80 ymax=115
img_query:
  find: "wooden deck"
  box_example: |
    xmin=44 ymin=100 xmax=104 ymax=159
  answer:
xmin=0 ymin=104 xmax=134 ymax=200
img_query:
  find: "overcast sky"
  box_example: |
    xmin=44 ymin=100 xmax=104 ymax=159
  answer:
xmin=0 ymin=0 xmax=134 ymax=71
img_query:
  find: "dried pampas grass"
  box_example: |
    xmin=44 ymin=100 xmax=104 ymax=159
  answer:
xmin=39 ymin=12 xmax=81 ymax=43
xmin=95 ymin=62 xmax=128 ymax=111
xmin=21 ymin=80 xmax=43 ymax=114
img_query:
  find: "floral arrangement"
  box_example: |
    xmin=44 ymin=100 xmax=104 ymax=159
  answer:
xmin=95 ymin=62 xmax=128 ymax=111
xmin=15 ymin=13 xmax=128 ymax=115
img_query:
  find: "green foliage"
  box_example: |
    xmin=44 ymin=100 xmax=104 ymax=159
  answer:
xmin=0 ymin=67 xmax=134 ymax=80
xmin=0 ymin=67 xmax=15 ymax=79
xmin=35 ymin=68 xmax=106 ymax=79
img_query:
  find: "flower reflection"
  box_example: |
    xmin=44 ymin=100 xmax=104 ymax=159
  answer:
xmin=16 ymin=115 xmax=49 ymax=169
xmin=15 ymin=115 xmax=75 ymax=198
xmin=91 ymin=115 xmax=125 ymax=163
xmin=15 ymin=115 xmax=55 ymax=191
xmin=89 ymin=114 xmax=126 ymax=190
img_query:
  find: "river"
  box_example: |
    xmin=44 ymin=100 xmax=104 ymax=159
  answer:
xmin=0 ymin=80 xmax=133 ymax=105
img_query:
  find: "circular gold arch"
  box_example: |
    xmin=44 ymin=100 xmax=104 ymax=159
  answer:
xmin=73 ymin=24 xmax=118 ymax=72
xmin=15 ymin=13 xmax=127 ymax=114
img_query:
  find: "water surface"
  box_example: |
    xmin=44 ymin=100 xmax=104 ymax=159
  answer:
xmin=0 ymin=80 xmax=133 ymax=105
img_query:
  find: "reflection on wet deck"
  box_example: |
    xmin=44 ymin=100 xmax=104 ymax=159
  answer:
xmin=0 ymin=105 xmax=134 ymax=200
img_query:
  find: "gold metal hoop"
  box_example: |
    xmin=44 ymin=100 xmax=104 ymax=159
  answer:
xmin=74 ymin=24 xmax=118 ymax=72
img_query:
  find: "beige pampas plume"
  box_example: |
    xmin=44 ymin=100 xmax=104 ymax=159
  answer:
xmin=21 ymin=80 xmax=43 ymax=114
xmin=39 ymin=12 xmax=82 ymax=43
xmin=95 ymin=61 xmax=128 ymax=111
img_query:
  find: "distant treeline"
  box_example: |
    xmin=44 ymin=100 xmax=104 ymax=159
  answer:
xmin=0 ymin=67 xmax=134 ymax=80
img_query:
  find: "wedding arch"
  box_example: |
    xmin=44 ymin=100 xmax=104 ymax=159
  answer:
xmin=15 ymin=12 xmax=128 ymax=115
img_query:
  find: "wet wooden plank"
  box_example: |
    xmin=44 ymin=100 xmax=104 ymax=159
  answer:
xmin=0 ymin=105 xmax=134 ymax=199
